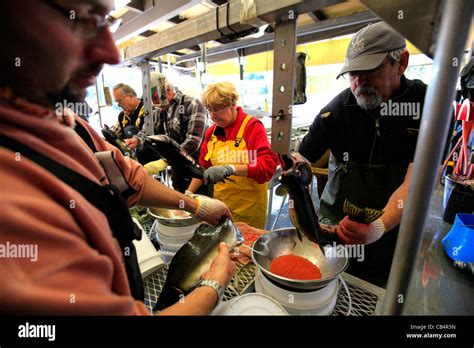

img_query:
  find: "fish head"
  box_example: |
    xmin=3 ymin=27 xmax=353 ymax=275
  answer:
xmin=219 ymin=218 xmax=244 ymax=250
xmin=279 ymin=153 xmax=313 ymax=188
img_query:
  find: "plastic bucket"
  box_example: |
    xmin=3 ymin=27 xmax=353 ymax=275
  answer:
xmin=254 ymin=269 xmax=338 ymax=315
xmin=154 ymin=219 xmax=196 ymax=263
xmin=442 ymin=213 xmax=474 ymax=262
xmin=153 ymin=219 xmax=200 ymax=238
xmin=443 ymin=177 xmax=474 ymax=224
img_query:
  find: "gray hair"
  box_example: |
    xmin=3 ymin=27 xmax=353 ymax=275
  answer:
xmin=387 ymin=47 xmax=408 ymax=65
xmin=112 ymin=83 xmax=137 ymax=97
xmin=150 ymin=72 xmax=174 ymax=91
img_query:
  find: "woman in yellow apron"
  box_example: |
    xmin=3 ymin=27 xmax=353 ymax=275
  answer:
xmin=187 ymin=82 xmax=279 ymax=229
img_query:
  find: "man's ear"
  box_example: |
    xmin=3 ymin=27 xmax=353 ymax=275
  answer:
xmin=398 ymin=50 xmax=409 ymax=76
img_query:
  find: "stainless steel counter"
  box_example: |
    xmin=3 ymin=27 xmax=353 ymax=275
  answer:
xmin=141 ymin=185 xmax=473 ymax=315
xmin=403 ymin=185 xmax=474 ymax=314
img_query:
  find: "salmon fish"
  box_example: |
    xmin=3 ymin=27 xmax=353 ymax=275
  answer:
xmin=279 ymin=153 xmax=336 ymax=249
xmin=144 ymin=134 xmax=204 ymax=179
xmin=154 ymin=219 xmax=243 ymax=311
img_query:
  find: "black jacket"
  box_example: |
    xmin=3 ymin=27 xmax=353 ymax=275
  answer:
xmin=299 ymin=76 xmax=427 ymax=166
xmin=118 ymin=100 xmax=145 ymax=139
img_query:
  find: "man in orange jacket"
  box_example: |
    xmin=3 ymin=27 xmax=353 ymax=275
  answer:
xmin=0 ymin=0 xmax=235 ymax=315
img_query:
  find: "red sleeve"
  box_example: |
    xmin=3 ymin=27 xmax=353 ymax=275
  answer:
xmin=198 ymin=125 xmax=215 ymax=169
xmin=243 ymin=119 xmax=279 ymax=184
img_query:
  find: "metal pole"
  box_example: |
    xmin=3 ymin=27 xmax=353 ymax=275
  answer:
xmin=271 ymin=17 xmax=297 ymax=154
xmin=94 ymin=79 xmax=103 ymax=128
xmin=382 ymin=0 xmax=473 ymax=315
xmin=140 ymin=59 xmax=154 ymax=136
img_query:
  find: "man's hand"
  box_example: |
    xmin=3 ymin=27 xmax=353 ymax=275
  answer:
xmin=194 ymin=196 xmax=232 ymax=225
xmin=124 ymin=137 xmax=139 ymax=149
xmin=203 ymin=165 xmax=235 ymax=184
xmin=335 ymin=216 xmax=386 ymax=245
xmin=202 ymin=242 xmax=236 ymax=289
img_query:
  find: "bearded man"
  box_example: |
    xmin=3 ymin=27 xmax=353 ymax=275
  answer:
xmin=299 ymin=22 xmax=427 ymax=287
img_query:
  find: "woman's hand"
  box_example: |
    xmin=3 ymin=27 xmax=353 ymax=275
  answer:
xmin=203 ymin=165 xmax=235 ymax=184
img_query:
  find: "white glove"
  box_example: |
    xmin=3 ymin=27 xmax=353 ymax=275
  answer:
xmin=335 ymin=216 xmax=386 ymax=245
xmin=194 ymin=196 xmax=232 ymax=225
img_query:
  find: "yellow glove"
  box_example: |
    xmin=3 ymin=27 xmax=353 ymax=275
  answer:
xmin=144 ymin=159 xmax=168 ymax=176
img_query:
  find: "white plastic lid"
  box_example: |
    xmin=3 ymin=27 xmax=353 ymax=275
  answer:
xmin=215 ymin=293 xmax=288 ymax=315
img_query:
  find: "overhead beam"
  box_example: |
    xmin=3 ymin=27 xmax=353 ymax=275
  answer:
xmin=360 ymin=0 xmax=441 ymax=57
xmin=114 ymin=0 xmax=201 ymax=45
xmin=126 ymin=0 xmax=145 ymax=13
xmin=308 ymin=9 xmax=327 ymax=21
xmin=123 ymin=0 xmax=345 ymax=63
xmin=174 ymin=12 xmax=379 ymax=65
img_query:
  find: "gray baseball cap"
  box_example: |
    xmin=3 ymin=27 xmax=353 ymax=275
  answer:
xmin=337 ymin=22 xmax=406 ymax=78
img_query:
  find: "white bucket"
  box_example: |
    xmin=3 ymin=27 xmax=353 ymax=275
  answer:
xmin=152 ymin=219 xmax=198 ymax=263
xmin=158 ymin=248 xmax=177 ymax=264
xmin=155 ymin=220 xmax=200 ymax=238
xmin=254 ymin=269 xmax=339 ymax=315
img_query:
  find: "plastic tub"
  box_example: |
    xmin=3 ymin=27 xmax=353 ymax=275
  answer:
xmin=158 ymin=248 xmax=176 ymax=264
xmin=156 ymin=230 xmax=193 ymax=248
xmin=154 ymin=219 xmax=200 ymax=238
xmin=442 ymin=213 xmax=474 ymax=262
xmin=254 ymin=269 xmax=338 ymax=315
xmin=212 ymin=293 xmax=288 ymax=315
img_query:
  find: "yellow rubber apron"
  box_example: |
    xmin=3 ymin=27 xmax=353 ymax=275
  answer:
xmin=205 ymin=115 xmax=268 ymax=229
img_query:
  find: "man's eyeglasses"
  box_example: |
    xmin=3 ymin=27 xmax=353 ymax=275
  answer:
xmin=45 ymin=0 xmax=119 ymax=39
xmin=346 ymin=59 xmax=389 ymax=79
xmin=115 ymin=95 xmax=129 ymax=107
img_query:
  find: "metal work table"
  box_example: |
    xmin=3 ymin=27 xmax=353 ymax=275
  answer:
xmin=143 ymin=262 xmax=385 ymax=316
xmin=403 ymin=185 xmax=474 ymax=315
xmin=141 ymin=219 xmax=385 ymax=315
xmin=141 ymin=182 xmax=472 ymax=315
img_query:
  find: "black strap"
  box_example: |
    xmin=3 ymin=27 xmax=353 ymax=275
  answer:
xmin=0 ymin=134 xmax=144 ymax=301
xmin=75 ymin=121 xmax=98 ymax=152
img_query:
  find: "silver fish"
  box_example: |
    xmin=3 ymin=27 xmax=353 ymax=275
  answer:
xmin=154 ymin=218 xmax=243 ymax=311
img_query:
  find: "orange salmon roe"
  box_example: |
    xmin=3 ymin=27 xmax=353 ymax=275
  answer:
xmin=269 ymin=254 xmax=322 ymax=280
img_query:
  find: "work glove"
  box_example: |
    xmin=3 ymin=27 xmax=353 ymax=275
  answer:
xmin=335 ymin=216 xmax=386 ymax=245
xmin=194 ymin=195 xmax=232 ymax=225
xmin=203 ymin=165 xmax=235 ymax=184
xmin=143 ymin=159 xmax=168 ymax=176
